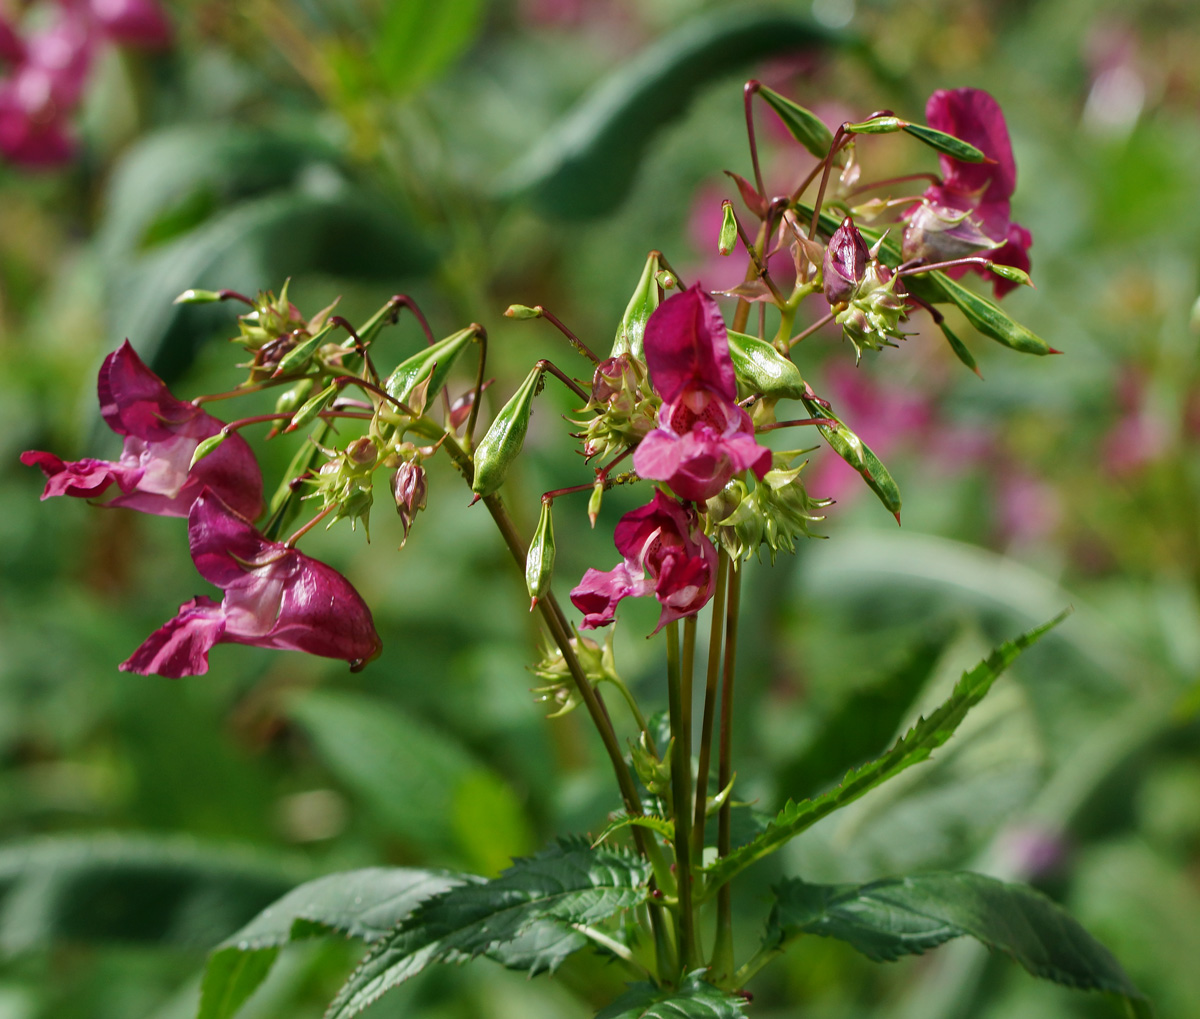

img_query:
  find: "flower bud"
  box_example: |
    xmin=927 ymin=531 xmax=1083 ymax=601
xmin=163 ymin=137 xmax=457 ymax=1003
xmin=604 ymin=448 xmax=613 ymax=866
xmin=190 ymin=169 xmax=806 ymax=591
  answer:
xmin=823 ymin=217 xmax=871 ymax=305
xmin=718 ymin=200 xmax=738 ymax=256
xmin=384 ymin=327 xmax=477 ymax=407
xmin=587 ymin=479 xmax=604 ymax=527
xmin=288 ymin=382 xmax=338 ymax=431
xmin=611 ymin=251 xmax=662 ymax=360
xmin=505 ymin=304 xmax=542 ymax=320
xmin=525 ymin=499 xmax=556 ymax=609
xmin=391 ymin=461 xmax=427 ymax=544
xmin=274 ymin=378 xmax=315 ymax=417
xmin=346 ymin=436 xmax=378 ymax=466
xmin=901 ymin=200 xmax=998 ymax=263
xmin=471 ymin=366 xmax=541 ymax=498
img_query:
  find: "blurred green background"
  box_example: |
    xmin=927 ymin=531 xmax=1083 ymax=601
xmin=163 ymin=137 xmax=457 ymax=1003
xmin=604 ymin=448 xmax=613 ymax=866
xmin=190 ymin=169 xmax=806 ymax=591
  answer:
xmin=2 ymin=0 xmax=1199 ymax=1016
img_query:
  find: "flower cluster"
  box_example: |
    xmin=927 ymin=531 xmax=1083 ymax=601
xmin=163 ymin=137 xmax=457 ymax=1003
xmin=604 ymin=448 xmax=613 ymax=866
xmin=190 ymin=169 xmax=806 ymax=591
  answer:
xmin=0 ymin=0 xmax=171 ymax=167
xmin=902 ymin=87 xmax=1032 ymax=297
xmin=22 ymin=337 xmax=381 ymax=676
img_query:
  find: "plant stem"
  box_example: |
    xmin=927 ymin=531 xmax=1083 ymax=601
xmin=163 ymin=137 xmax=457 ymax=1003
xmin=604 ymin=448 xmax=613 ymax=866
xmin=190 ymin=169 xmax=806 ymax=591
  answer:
xmin=666 ymin=621 xmax=698 ymax=974
xmin=692 ymin=549 xmax=730 ymax=859
xmin=710 ymin=564 xmax=742 ymax=983
xmin=732 ymin=221 xmax=769 ymax=334
xmin=464 ymin=325 xmax=488 ymax=449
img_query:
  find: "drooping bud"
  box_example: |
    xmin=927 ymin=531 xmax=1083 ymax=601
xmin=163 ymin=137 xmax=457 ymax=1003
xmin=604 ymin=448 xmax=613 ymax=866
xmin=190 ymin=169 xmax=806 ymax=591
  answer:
xmin=471 ymin=366 xmax=542 ymax=498
xmin=189 ymin=431 xmax=229 ymax=470
xmin=384 ymin=327 xmax=477 ymax=406
xmin=525 ymin=499 xmax=556 ymax=609
xmin=391 ymin=461 xmax=427 ymax=544
xmin=823 ymin=217 xmax=871 ymax=305
xmin=587 ymin=479 xmax=604 ymax=527
xmin=505 ymin=304 xmax=543 ymax=320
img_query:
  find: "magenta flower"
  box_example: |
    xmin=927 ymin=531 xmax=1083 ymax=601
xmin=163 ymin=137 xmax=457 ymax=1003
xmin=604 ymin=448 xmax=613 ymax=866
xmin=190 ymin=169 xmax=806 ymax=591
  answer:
xmin=121 ymin=491 xmax=383 ymax=677
xmin=823 ymin=217 xmax=873 ymax=305
xmin=571 ymin=490 xmax=718 ymax=632
xmin=902 ymin=88 xmax=1032 ymax=298
xmin=21 ymin=341 xmax=263 ymax=520
xmin=632 ymin=287 xmax=771 ymax=502
xmin=81 ymin=0 xmax=173 ymax=49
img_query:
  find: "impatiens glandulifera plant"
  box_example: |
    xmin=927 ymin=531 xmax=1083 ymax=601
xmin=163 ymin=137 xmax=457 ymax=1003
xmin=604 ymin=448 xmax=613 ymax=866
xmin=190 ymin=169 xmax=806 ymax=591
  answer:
xmin=22 ymin=84 xmax=1150 ymax=1019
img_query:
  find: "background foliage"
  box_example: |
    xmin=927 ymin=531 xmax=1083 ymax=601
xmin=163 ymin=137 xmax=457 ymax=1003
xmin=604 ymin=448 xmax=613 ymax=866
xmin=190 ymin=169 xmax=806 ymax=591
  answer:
xmin=2 ymin=0 xmax=1199 ymax=1016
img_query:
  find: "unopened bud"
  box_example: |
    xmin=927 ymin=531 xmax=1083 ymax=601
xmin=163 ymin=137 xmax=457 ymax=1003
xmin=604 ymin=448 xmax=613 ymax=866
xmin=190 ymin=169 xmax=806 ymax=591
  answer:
xmin=987 ymin=263 xmax=1034 ymax=288
xmin=346 ymin=436 xmax=378 ymax=466
xmin=505 ymin=304 xmax=542 ymax=320
xmin=823 ymin=217 xmax=870 ymax=305
xmin=718 ymin=200 xmax=738 ymax=256
xmin=655 ymin=269 xmax=678 ymax=290
xmin=384 ymin=327 xmax=476 ymax=406
xmin=189 ymin=431 xmax=228 ymax=469
xmin=588 ymin=480 xmax=604 ymax=527
xmin=273 ymin=378 xmax=315 ymax=417
xmin=525 ymin=499 xmax=556 ymax=608
xmin=173 ymin=288 xmax=223 ymax=304
xmin=471 ymin=366 xmax=541 ymax=498
xmin=391 ymin=461 xmax=427 ymax=544
xmin=288 ymin=382 xmax=339 ymax=431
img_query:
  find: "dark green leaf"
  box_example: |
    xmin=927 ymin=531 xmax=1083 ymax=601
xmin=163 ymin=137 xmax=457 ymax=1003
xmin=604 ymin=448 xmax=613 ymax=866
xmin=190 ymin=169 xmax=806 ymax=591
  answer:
xmin=373 ymin=0 xmax=486 ymax=94
xmin=502 ymin=10 xmax=842 ymax=218
xmin=702 ymin=612 xmax=1068 ymax=890
xmin=0 ymin=836 xmax=301 ymax=957
xmin=937 ymin=320 xmax=981 ymax=376
xmin=327 ymin=840 xmax=650 ymax=1018
xmin=768 ymin=872 xmax=1146 ymax=1012
xmin=902 ymin=123 xmax=988 ymax=163
xmin=799 ymin=394 xmax=901 ymax=518
xmin=727 ymin=330 xmax=806 ymax=401
xmin=757 ymin=86 xmax=834 ymax=159
xmin=596 ymin=974 xmax=748 ymax=1019
xmin=198 ymin=868 xmax=462 ymax=1019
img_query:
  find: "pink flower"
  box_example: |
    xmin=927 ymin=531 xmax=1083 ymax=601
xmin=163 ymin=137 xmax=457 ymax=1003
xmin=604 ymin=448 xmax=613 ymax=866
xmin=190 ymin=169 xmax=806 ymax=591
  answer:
xmin=571 ymin=490 xmax=717 ymax=632
xmin=823 ymin=216 xmax=873 ymax=304
xmin=633 ymin=287 xmax=771 ymax=502
xmin=83 ymin=0 xmax=173 ymax=48
xmin=21 ymin=341 xmax=263 ymax=520
xmin=902 ymin=88 xmax=1032 ymax=298
xmin=121 ymin=491 xmax=383 ymax=677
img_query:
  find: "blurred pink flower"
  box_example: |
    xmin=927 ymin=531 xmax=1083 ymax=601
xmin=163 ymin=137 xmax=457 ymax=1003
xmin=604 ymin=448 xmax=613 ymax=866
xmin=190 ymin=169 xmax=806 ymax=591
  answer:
xmin=121 ymin=491 xmax=382 ymax=677
xmin=1102 ymin=371 xmax=1168 ymax=477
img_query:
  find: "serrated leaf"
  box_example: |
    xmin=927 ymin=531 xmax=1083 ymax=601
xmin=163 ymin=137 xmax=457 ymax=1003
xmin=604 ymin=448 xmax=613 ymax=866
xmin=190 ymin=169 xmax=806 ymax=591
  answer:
xmin=799 ymin=393 xmax=901 ymax=518
xmin=596 ymin=974 xmax=747 ymax=1019
xmin=198 ymin=868 xmax=462 ymax=1019
xmin=0 ymin=836 xmax=301 ymax=957
xmin=757 ymin=86 xmax=834 ymax=159
xmin=701 ymin=612 xmax=1068 ymax=891
xmin=768 ymin=872 xmax=1147 ymax=1013
xmin=902 ymin=122 xmax=987 ymax=163
xmin=501 ymin=10 xmax=841 ymax=218
xmin=327 ymin=840 xmax=650 ymax=1018
xmin=591 ymin=813 xmax=675 ymax=848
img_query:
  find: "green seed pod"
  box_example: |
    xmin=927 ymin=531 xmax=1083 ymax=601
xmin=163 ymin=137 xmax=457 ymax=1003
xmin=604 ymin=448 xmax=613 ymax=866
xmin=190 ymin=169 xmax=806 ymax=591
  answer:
xmin=525 ymin=499 xmax=556 ymax=609
xmin=471 ymin=366 xmax=542 ymax=497
xmin=801 ymin=393 xmax=902 ymax=520
xmin=273 ymin=378 xmax=316 ymax=417
xmin=611 ymin=251 xmax=662 ymax=360
xmin=288 ymin=382 xmax=339 ymax=431
xmin=173 ymin=288 xmax=224 ymax=304
xmin=727 ymin=330 xmax=806 ymax=400
xmin=272 ymin=323 xmax=334 ymax=377
xmin=384 ymin=327 xmax=477 ymax=406
xmin=718 ymin=200 xmax=738 ymax=256
xmin=587 ymin=479 xmax=604 ymax=527
xmin=189 ymin=431 xmax=228 ymax=469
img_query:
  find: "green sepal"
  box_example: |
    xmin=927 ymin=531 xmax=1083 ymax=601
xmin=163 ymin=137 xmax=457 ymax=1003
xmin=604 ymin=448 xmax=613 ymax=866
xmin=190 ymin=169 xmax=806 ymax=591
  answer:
xmin=471 ymin=366 xmax=542 ymax=497
xmin=757 ymin=85 xmax=834 ymax=158
xmin=272 ymin=322 xmax=335 ymax=377
xmin=799 ymin=394 xmax=901 ymax=518
xmin=767 ymin=872 xmax=1147 ymax=1014
xmin=701 ymin=611 xmax=1068 ymax=891
xmin=525 ymin=500 xmax=556 ymax=607
xmin=901 ymin=122 xmax=988 ymax=163
xmin=189 ymin=431 xmax=229 ymax=469
xmin=173 ymin=288 xmax=224 ymax=304
xmin=611 ymin=252 xmax=662 ymax=359
xmin=727 ymin=330 xmax=806 ymax=400
xmin=384 ymin=327 xmax=477 ymax=406
xmin=288 ymin=381 xmax=338 ymax=431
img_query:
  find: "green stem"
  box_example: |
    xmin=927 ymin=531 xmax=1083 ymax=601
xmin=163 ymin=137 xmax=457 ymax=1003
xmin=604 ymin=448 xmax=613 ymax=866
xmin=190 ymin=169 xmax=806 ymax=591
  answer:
xmin=692 ymin=550 xmax=730 ymax=860
xmin=666 ymin=621 xmax=698 ymax=974
xmin=710 ymin=564 xmax=742 ymax=983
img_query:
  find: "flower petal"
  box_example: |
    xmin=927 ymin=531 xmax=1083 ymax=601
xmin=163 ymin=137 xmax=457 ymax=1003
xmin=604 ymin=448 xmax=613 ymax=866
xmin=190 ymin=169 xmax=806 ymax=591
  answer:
xmin=925 ymin=88 xmax=1016 ymax=203
xmin=643 ymin=286 xmax=737 ymax=404
xmin=120 ymin=596 xmax=227 ymax=678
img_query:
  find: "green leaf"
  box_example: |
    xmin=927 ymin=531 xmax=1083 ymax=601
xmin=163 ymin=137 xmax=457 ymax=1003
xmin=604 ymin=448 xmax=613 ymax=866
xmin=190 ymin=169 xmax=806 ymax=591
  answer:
xmin=502 ymin=9 xmax=842 ymax=218
xmin=701 ymin=612 xmax=1068 ymax=890
xmin=756 ymin=86 xmax=834 ymax=159
xmin=595 ymin=974 xmax=748 ymax=1019
xmin=799 ymin=393 xmax=901 ymax=518
xmin=286 ymin=691 xmax=531 ymax=868
xmin=373 ymin=0 xmax=486 ymax=94
xmin=768 ymin=872 xmax=1147 ymax=1013
xmin=901 ymin=122 xmax=988 ymax=163
xmin=937 ymin=319 xmax=981 ymax=376
xmin=0 ymin=836 xmax=301 ymax=957
xmin=591 ymin=813 xmax=675 ymax=848
xmin=327 ymin=840 xmax=650 ymax=1018
xmin=727 ymin=330 xmax=806 ymax=401
xmin=198 ymin=868 xmax=462 ymax=1019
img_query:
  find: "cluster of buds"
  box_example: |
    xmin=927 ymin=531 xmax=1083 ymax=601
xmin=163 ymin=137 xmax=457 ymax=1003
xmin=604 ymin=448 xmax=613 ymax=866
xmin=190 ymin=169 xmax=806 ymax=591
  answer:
xmin=823 ymin=218 xmax=909 ymax=360
xmin=0 ymin=0 xmax=171 ymax=167
xmin=529 ymin=629 xmax=619 ymax=718
xmin=576 ymin=355 xmax=657 ymax=463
